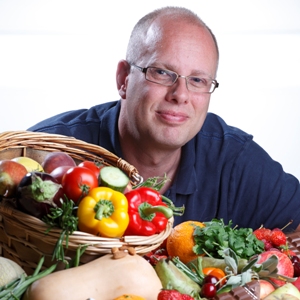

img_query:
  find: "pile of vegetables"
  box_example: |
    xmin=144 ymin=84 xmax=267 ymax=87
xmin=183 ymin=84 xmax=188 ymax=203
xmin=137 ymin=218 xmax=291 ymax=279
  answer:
xmin=15 ymin=157 xmax=183 ymax=237
xmin=0 ymin=152 xmax=184 ymax=262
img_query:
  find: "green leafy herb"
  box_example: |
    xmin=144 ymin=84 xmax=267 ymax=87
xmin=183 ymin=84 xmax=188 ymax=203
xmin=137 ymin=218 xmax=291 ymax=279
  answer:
xmin=133 ymin=174 xmax=170 ymax=191
xmin=172 ymin=256 xmax=204 ymax=285
xmin=42 ymin=198 xmax=78 ymax=264
xmin=192 ymin=219 xmax=264 ymax=260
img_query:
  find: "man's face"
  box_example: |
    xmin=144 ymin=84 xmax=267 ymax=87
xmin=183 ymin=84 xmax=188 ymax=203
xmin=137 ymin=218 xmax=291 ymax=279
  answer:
xmin=119 ymin=18 xmax=218 ymax=151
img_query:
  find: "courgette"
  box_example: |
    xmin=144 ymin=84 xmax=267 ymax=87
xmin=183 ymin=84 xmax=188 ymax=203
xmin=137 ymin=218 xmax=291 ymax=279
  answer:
xmin=99 ymin=166 xmax=129 ymax=192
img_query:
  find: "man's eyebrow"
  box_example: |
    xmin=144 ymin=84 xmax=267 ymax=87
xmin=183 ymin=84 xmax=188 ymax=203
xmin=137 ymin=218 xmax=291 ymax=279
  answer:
xmin=153 ymin=63 xmax=211 ymax=77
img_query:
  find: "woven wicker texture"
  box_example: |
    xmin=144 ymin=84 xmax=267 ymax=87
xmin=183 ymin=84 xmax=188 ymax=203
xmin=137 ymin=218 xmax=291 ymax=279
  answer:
xmin=0 ymin=131 xmax=173 ymax=275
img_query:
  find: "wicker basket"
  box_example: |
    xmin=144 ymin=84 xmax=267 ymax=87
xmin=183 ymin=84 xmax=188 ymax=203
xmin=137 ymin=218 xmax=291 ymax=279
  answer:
xmin=0 ymin=131 xmax=174 ymax=275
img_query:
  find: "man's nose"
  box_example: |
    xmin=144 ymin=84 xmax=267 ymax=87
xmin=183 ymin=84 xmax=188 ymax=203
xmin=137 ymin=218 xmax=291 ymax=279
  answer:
xmin=170 ymin=76 xmax=190 ymax=103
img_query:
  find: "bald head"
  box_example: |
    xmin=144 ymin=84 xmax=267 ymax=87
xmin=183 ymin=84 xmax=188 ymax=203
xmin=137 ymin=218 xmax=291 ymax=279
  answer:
xmin=126 ymin=6 xmax=219 ymax=67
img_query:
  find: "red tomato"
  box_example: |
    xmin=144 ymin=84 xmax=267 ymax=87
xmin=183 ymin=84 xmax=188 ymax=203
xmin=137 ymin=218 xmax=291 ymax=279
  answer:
xmin=78 ymin=161 xmax=104 ymax=179
xmin=61 ymin=166 xmax=98 ymax=204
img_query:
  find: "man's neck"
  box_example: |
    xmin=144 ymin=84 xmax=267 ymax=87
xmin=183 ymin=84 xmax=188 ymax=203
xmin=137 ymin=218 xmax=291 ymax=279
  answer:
xmin=120 ymin=140 xmax=181 ymax=194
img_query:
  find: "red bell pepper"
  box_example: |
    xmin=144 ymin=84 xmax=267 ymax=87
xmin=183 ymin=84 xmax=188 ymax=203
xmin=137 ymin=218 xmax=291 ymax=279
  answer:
xmin=124 ymin=186 xmax=183 ymax=236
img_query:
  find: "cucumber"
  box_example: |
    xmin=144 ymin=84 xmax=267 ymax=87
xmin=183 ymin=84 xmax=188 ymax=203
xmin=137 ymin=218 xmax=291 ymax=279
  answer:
xmin=99 ymin=166 xmax=129 ymax=192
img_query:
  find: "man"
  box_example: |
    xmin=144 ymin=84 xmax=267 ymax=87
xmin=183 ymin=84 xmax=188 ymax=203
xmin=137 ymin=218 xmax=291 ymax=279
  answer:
xmin=28 ymin=7 xmax=300 ymax=231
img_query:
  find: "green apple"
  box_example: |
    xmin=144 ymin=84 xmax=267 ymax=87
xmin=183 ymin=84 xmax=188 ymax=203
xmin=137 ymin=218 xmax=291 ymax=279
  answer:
xmin=264 ymin=283 xmax=300 ymax=299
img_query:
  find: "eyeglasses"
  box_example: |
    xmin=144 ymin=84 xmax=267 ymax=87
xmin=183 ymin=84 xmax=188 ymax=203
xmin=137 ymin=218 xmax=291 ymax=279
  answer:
xmin=131 ymin=64 xmax=219 ymax=94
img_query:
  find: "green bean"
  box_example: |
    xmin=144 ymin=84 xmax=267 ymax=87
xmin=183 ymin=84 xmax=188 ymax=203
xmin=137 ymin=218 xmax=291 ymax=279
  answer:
xmin=0 ymin=277 xmax=24 ymax=297
xmin=73 ymin=244 xmax=89 ymax=267
xmin=31 ymin=256 xmax=45 ymax=277
xmin=0 ymin=277 xmax=22 ymax=293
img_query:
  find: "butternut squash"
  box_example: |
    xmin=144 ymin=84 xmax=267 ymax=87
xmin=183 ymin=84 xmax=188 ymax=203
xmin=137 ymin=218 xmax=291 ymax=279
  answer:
xmin=23 ymin=253 xmax=163 ymax=300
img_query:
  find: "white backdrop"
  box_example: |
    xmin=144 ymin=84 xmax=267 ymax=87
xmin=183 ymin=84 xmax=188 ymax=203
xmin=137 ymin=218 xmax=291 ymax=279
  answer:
xmin=1 ymin=0 xmax=300 ymax=179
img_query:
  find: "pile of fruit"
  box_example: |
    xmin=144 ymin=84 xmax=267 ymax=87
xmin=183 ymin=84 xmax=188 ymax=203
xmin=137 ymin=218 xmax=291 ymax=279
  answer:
xmin=144 ymin=220 xmax=300 ymax=299
xmin=1 ymin=152 xmax=300 ymax=299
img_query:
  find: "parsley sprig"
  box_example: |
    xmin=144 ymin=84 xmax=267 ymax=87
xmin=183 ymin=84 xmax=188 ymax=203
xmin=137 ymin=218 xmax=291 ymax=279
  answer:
xmin=42 ymin=198 xmax=78 ymax=265
xmin=193 ymin=219 xmax=264 ymax=260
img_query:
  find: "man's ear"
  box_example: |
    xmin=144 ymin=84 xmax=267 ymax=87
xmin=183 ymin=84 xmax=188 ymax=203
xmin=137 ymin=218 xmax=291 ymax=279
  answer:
xmin=116 ymin=60 xmax=130 ymax=99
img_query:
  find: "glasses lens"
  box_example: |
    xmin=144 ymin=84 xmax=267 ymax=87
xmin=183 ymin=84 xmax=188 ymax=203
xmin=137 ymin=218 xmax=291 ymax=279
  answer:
xmin=187 ymin=77 xmax=217 ymax=93
xmin=146 ymin=67 xmax=176 ymax=86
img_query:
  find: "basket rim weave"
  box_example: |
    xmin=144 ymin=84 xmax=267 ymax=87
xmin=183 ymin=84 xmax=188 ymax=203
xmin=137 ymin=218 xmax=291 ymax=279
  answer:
xmin=0 ymin=130 xmax=143 ymax=185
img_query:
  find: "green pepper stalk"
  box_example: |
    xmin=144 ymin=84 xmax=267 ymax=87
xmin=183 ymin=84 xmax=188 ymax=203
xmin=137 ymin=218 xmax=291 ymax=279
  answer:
xmin=124 ymin=187 xmax=183 ymax=236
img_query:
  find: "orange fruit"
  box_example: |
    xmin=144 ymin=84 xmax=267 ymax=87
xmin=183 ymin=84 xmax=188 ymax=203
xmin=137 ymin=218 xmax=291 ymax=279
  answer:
xmin=166 ymin=220 xmax=205 ymax=264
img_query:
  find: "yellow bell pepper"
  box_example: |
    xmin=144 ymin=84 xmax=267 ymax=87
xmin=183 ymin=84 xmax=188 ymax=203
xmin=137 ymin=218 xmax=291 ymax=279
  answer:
xmin=77 ymin=186 xmax=129 ymax=238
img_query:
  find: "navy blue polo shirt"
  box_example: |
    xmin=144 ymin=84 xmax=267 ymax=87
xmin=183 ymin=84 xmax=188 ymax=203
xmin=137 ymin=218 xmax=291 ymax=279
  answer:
xmin=28 ymin=100 xmax=300 ymax=231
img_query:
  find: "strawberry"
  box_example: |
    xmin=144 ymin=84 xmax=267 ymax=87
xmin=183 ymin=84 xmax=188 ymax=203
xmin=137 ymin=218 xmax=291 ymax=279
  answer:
xmin=262 ymin=239 xmax=273 ymax=251
xmin=157 ymin=290 xmax=183 ymax=300
xmin=270 ymin=228 xmax=287 ymax=247
xmin=253 ymin=227 xmax=272 ymax=241
xmin=181 ymin=295 xmax=194 ymax=300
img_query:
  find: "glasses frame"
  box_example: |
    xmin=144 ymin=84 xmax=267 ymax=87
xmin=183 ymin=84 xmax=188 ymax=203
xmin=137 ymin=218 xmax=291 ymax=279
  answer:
xmin=131 ymin=64 xmax=219 ymax=94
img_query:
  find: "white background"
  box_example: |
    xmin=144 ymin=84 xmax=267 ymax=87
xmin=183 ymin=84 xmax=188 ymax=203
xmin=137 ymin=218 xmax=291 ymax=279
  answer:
xmin=0 ymin=0 xmax=300 ymax=179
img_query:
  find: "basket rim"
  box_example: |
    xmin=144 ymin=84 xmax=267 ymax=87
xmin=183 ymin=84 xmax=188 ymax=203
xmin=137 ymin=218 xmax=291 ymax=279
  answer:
xmin=0 ymin=130 xmax=143 ymax=185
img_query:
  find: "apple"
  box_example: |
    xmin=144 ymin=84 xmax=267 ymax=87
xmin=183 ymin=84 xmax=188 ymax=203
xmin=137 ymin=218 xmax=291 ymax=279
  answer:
xmin=257 ymin=250 xmax=294 ymax=286
xmin=41 ymin=152 xmax=76 ymax=174
xmin=259 ymin=279 xmax=276 ymax=299
xmin=0 ymin=160 xmax=28 ymax=197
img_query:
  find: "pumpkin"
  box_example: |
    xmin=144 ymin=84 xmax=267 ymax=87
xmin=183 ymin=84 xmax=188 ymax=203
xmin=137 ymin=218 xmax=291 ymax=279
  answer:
xmin=0 ymin=257 xmax=26 ymax=287
xmin=23 ymin=253 xmax=163 ymax=300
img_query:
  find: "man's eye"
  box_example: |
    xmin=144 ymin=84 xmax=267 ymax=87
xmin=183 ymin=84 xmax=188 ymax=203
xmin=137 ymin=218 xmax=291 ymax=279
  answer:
xmin=190 ymin=77 xmax=205 ymax=84
xmin=155 ymin=68 xmax=169 ymax=76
